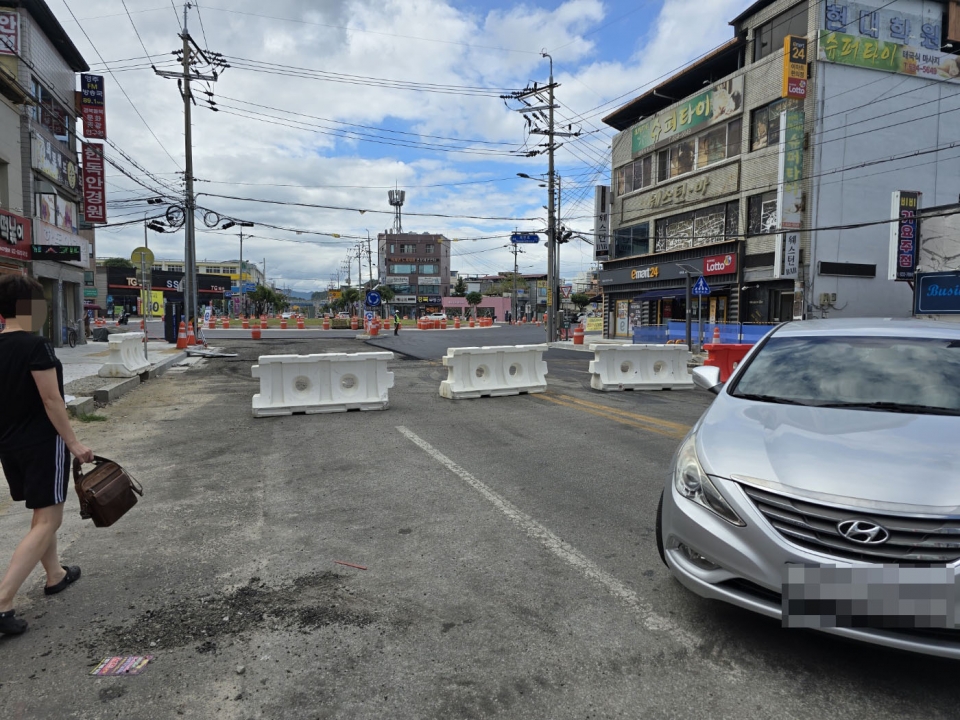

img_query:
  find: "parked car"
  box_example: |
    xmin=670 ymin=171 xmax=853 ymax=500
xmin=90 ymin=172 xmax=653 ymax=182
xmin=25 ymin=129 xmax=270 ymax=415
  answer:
xmin=281 ymin=312 xmax=294 ymax=319
xmin=426 ymin=312 xmax=447 ymax=321
xmin=335 ymin=312 xmax=351 ymax=319
xmin=658 ymin=318 xmax=960 ymax=659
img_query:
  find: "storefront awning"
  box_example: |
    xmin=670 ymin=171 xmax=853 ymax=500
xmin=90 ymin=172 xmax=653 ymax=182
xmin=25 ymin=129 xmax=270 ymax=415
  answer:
xmin=634 ymin=289 xmax=682 ymax=302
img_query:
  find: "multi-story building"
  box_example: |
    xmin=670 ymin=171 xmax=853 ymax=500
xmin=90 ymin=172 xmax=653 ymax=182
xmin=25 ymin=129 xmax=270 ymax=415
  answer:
xmin=0 ymin=1 xmax=90 ymax=344
xmin=599 ymin=0 xmax=960 ymax=338
xmin=378 ymin=231 xmax=450 ymax=316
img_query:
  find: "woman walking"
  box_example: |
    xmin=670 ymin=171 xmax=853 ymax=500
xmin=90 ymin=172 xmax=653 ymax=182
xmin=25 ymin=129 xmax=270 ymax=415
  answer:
xmin=0 ymin=275 xmax=93 ymax=636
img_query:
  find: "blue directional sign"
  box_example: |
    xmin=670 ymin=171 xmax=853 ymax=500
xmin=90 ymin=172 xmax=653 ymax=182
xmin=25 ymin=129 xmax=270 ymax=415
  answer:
xmin=691 ymin=276 xmax=711 ymax=296
xmin=510 ymin=233 xmax=540 ymax=244
xmin=366 ymin=290 xmax=382 ymax=307
xmin=231 ymin=282 xmax=256 ymax=294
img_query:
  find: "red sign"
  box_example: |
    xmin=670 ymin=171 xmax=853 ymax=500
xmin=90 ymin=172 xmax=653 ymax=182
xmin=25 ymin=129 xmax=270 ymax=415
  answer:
xmin=82 ymin=143 xmax=107 ymax=224
xmin=80 ymin=74 xmax=106 ymax=140
xmin=703 ymin=253 xmax=737 ymax=276
xmin=0 ymin=12 xmax=20 ymax=56
xmin=0 ymin=208 xmax=32 ymax=261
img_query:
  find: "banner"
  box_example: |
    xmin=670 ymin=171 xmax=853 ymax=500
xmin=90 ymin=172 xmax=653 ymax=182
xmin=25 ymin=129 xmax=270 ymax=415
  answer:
xmin=775 ymin=232 xmax=800 ymax=280
xmin=777 ymin=110 xmax=804 ymax=231
xmin=0 ymin=12 xmax=20 ymax=56
xmin=32 ymin=133 xmax=78 ymax=191
xmin=631 ymin=76 xmax=743 ymax=155
xmin=782 ymin=36 xmax=808 ymax=98
xmin=82 ymin=143 xmax=107 ymax=224
xmin=80 ymin=74 xmax=106 ymax=140
xmin=819 ymin=29 xmax=960 ymax=83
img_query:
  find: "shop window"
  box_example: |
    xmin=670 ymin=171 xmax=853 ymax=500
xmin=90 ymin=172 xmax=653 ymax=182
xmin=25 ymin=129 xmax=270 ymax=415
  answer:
xmin=696 ymin=126 xmax=727 ymax=169
xmin=747 ymin=191 xmax=779 ymax=235
xmin=389 ymin=284 xmax=415 ymax=294
xmin=655 ymin=201 xmax=738 ymax=253
xmin=418 ymin=285 xmax=440 ymax=294
xmin=753 ymin=1 xmax=808 ymax=62
xmin=391 ymin=263 xmax=416 ymax=273
xmin=31 ymin=80 xmax=72 ymax=141
xmin=419 ymin=264 xmax=438 ymax=274
xmin=751 ymin=100 xmax=787 ymax=151
xmin=613 ymin=223 xmax=650 ymax=258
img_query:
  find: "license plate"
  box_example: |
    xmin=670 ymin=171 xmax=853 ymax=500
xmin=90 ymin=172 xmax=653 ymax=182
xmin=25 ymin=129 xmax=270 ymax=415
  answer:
xmin=781 ymin=563 xmax=958 ymax=629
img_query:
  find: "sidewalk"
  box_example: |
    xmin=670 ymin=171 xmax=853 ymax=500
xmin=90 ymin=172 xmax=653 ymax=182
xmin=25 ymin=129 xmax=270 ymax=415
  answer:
xmin=548 ymin=335 xmax=631 ymax=352
xmin=56 ymin=338 xmax=184 ymax=385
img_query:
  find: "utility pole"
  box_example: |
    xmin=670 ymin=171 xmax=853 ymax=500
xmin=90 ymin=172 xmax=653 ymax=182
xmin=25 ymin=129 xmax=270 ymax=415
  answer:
xmin=511 ymin=243 xmax=524 ymax=324
xmin=155 ymin=2 xmax=224 ymax=334
xmin=366 ymin=231 xmax=374 ymax=288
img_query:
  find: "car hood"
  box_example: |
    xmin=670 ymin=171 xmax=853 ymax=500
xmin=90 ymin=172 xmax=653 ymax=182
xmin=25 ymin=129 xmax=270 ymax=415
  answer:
xmin=697 ymin=395 xmax=960 ymax=511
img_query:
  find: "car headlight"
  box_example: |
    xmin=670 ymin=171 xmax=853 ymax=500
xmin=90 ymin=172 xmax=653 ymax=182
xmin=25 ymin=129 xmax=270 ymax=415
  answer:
xmin=674 ymin=434 xmax=745 ymax=527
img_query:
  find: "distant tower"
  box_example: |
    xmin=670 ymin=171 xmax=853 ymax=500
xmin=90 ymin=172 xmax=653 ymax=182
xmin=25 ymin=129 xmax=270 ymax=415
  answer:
xmin=388 ymin=189 xmax=405 ymax=234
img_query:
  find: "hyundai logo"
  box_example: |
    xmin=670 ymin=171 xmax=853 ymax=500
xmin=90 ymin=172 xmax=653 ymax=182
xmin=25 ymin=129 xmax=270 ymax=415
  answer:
xmin=837 ymin=519 xmax=890 ymax=545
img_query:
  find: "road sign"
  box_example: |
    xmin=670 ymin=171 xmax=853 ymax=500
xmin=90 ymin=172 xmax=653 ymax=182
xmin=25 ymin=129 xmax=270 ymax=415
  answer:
xmin=560 ymin=285 xmax=572 ymax=298
xmin=691 ymin=276 xmax=711 ymax=296
xmin=366 ymin=290 xmax=382 ymax=307
xmin=364 ymin=311 xmax=375 ymax=321
xmin=510 ymin=233 xmax=540 ymax=244
xmin=130 ymin=246 xmax=154 ymax=268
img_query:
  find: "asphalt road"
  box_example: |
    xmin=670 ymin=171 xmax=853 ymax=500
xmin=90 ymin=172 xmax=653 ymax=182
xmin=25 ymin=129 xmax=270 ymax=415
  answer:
xmin=1 ymin=334 xmax=958 ymax=719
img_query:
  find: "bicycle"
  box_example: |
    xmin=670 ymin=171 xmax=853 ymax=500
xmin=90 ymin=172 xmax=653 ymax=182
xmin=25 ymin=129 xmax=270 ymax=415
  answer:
xmin=63 ymin=318 xmax=82 ymax=348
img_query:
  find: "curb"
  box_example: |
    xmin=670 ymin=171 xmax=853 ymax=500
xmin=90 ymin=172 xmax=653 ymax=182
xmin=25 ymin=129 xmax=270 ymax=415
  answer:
xmin=94 ymin=377 xmax=140 ymax=404
xmin=144 ymin=350 xmax=187 ymax=380
xmin=67 ymin=396 xmax=95 ymax=418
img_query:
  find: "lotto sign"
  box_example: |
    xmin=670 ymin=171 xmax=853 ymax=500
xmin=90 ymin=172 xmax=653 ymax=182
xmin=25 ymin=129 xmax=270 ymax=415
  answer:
xmin=889 ymin=191 xmax=921 ymax=281
xmin=82 ymin=143 xmax=107 ymax=224
xmin=80 ymin=74 xmax=107 ymax=140
xmin=782 ymin=36 xmax=807 ymax=99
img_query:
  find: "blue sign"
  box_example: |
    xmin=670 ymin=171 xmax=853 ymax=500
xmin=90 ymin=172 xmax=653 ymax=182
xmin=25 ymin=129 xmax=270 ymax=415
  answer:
xmin=914 ymin=272 xmax=960 ymax=315
xmin=510 ymin=233 xmax=540 ymax=244
xmin=691 ymin=276 xmax=711 ymax=296
xmin=366 ymin=290 xmax=382 ymax=307
xmin=231 ymin=282 xmax=256 ymax=294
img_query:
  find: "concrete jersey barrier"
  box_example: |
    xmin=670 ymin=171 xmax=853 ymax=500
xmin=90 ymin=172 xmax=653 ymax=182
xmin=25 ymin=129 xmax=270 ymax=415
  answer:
xmin=251 ymin=351 xmax=395 ymax=417
xmin=98 ymin=332 xmax=150 ymax=378
xmin=439 ymin=344 xmax=548 ymax=399
xmin=588 ymin=344 xmax=693 ymax=391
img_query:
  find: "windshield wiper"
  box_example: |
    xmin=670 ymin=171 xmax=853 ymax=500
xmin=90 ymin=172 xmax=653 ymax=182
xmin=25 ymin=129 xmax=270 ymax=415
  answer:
xmin=814 ymin=401 xmax=960 ymax=416
xmin=731 ymin=393 xmax=813 ymax=406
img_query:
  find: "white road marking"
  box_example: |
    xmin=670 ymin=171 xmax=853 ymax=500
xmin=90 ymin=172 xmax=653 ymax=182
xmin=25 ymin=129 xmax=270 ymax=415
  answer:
xmin=396 ymin=425 xmax=700 ymax=650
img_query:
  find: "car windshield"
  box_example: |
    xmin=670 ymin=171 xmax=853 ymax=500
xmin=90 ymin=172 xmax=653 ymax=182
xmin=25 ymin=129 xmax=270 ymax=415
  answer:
xmin=730 ymin=335 xmax=960 ymax=414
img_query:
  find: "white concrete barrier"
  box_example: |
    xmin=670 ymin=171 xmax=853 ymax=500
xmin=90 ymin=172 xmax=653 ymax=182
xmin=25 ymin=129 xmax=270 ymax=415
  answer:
xmin=98 ymin=332 xmax=150 ymax=378
xmin=588 ymin=344 xmax=693 ymax=391
xmin=439 ymin=344 xmax=548 ymax=399
xmin=251 ymin=351 xmax=394 ymax=417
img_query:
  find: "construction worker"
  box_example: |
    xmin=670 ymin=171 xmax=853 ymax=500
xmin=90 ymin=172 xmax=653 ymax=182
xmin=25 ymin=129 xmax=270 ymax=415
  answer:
xmin=393 ymin=310 xmax=401 ymax=336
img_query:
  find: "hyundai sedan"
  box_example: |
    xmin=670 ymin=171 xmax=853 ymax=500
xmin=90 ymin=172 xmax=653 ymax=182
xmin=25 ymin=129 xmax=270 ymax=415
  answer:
xmin=658 ymin=318 xmax=960 ymax=659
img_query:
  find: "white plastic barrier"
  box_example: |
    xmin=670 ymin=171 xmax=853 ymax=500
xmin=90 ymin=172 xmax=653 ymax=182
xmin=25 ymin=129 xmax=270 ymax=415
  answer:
xmin=251 ymin=351 xmax=394 ymax=417
xmin=588 ymin=344 xmax=693 ymax=391
xmin=98 ymin=332 xmax=150 ymax=378
xmin=439 ymin=344 xmax=548 ymax=399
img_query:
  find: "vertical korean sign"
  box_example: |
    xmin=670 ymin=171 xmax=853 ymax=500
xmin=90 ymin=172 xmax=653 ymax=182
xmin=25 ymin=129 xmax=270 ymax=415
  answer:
xmin=82 ymin=143 xmax=107 ymax=224
xmin=888 ymin=191 xmax=920 ymax=281
xmin=80 ymin=74 xmax=106 ymax=140
xmin=777 ymin=109 xmax=804 ymax=230
xmin=0 ymin=11 xmax=19 ymax=55
xmin=594 ymin=185 xmax=610 ymax=261
xmin=782 ymin=36 xmax=808 ymax=99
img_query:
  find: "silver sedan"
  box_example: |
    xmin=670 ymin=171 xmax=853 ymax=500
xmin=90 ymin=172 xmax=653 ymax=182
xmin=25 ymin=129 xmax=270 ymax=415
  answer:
xmin=658 ymin=318 xmax=960 ymax=659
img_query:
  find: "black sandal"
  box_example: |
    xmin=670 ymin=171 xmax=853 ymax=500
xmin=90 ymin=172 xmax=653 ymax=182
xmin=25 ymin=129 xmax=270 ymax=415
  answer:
xmin=44 ymin=565 xmax=81 ymax=596
xmin=0 ymin=609 xmax=28 ymax=635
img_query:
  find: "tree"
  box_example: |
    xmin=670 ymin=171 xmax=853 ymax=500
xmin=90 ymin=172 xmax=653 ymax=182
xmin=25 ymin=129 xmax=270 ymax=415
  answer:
xmin=453 ymin=277 xmax=467 ymax=297
xmin=342 ymin=287 xmax=360 ymax=315
xmin=465 ymin=291 xmax=483 ymax=319
xmin=102 ymin=257 xmax=134 ymax=269
xmin=311 ymin=291 xmax=326 ymax=301
xmin=246 ymin=286 xmax=288 ymax=316
xmin=375 ymin=284 xmax=395 ymax=303
xmin=571 ymin=293 xmax=591 ymax=312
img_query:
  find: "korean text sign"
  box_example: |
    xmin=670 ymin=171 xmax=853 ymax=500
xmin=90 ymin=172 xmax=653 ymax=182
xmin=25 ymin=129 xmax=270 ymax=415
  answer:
xmin=80 ymin=74 xmax=107 ymax=140
xmin=782 ymin=36 xmax=808 ymax=99
xmin=0 ymin=11 xmax=19 ymax=55
xmin=890 ymin=191 xmax=920 ymax=281
xmin=0 ymin=208 xmax=31 ymax=261
xmin=82 ymin=143 xmax=107 ymax=224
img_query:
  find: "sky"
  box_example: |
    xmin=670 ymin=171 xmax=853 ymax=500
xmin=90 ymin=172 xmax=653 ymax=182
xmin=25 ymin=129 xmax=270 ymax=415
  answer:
xmin=52 ymin=0 xmax=756 ymax=292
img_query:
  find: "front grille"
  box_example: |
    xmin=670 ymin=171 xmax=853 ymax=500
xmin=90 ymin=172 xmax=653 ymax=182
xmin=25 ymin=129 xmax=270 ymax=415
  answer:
xmin=741 ymin=485 xmax=960 ymax=564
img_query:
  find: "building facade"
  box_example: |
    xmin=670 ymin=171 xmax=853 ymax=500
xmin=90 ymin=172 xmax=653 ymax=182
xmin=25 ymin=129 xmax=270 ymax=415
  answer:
xmin=599 ymin=0 xmax=960 ymax=338
xmin=378 ymin=231 xmax=451 ymax=316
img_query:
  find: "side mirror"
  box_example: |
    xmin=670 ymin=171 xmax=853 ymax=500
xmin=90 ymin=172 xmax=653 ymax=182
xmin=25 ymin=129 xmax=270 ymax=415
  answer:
xmin=692 ymin=366 xmax=723 ymax=395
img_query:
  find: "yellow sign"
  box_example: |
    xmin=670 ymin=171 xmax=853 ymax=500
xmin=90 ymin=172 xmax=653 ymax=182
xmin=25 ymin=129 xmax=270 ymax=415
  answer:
xmin=328 ymin=290 xmax=342 ymax=301
xmin=537 ymin=280 xmax=547 ymax=289
xmin=782 ymin=35 xmax=808 ymax=99
xmin=148 ymin=290 xmax=164 ymax=315
xmin=547 ymin=288 xmax=553 ymax=305
xmin=630 ymin=266 xmax=659 ymax=280
xmin=585 ymin=317 xmax=603 ymax=332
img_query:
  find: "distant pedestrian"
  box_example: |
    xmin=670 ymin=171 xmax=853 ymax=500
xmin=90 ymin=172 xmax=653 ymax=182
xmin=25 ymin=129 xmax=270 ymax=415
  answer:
xmin=0 ymin=275 xmax=93 ymax=636
xmin=393 ymin=310 xmax=401 ymax=336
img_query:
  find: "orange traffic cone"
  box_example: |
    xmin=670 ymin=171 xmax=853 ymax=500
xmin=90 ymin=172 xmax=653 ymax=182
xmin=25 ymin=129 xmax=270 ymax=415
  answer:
xmin=297 ymin=317 xmax=305 ymax=330
xmin=712 ymin=326 xmax=721 ymax=343
xmin=176 ymin=321 xmax=188 ymax=349
xmin=186 ymin=322 xmax=197 ymax=347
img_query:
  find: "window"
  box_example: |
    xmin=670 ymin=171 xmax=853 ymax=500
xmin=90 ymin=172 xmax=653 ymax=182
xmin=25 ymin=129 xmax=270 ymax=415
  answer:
xmin=389 ymin=244 xmax=395 ymax=253
xmin=697 ymin=126 xmax=727 ymax=169
xmin=613 ymin=223 xmax=650 ymax=258
xmin=31 ymin=80 xmax=71 ymax=141
xmin=399 ymin=244 xmax=417 ymax=254
xmin=419 ymin=285 xmax=440 ymax=294
xmin=669 ymin=138 xmax=695 ymax=178
xmin=753 ymin=1 xmax=808 ymax=62
xmin=389 ymin=284 xmax=415 ymax=294
xmin=748 ymin=191 xmax=779 ymax=235
xmin=751 ymin=100 xmax=787 ymax=150
xmin=391 ymin=263 xmax=416 ymax=274
xmin=425 ymin=244 xmax=435 ymax=253
xmin=654 ymin=201 xmax=739 ymax=252
xmin=0 ymin=161 xmax=7 ymax=208
xmin=419 ymin=264 xmax=438 ymax=274
xmin=167 ymin=265 xmax=183 ymax=273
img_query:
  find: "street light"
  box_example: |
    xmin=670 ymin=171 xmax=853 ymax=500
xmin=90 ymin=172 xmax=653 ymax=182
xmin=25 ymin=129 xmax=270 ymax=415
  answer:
xmin=223 ymin=220 xmax=255 ymax=318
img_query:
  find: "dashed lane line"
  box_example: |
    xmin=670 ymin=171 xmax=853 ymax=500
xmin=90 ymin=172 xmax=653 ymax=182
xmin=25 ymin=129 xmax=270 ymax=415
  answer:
xmin=396 ymin=425 xmax=700 ymax=651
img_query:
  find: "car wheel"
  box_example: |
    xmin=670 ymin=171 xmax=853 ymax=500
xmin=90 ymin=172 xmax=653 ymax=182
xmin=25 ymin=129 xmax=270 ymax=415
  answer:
xmin=656 ymin=491 xmax=667 ymax=567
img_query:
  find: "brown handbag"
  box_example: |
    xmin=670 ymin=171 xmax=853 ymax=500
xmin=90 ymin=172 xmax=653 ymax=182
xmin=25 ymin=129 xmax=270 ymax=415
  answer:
xmin=72 ymin=456 xmax=143 ymax=528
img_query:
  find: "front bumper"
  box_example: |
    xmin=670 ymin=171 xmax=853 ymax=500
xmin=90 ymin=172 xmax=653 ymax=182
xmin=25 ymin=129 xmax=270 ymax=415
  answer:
xmin=662 ymin=478 xmax=960 ymax=660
